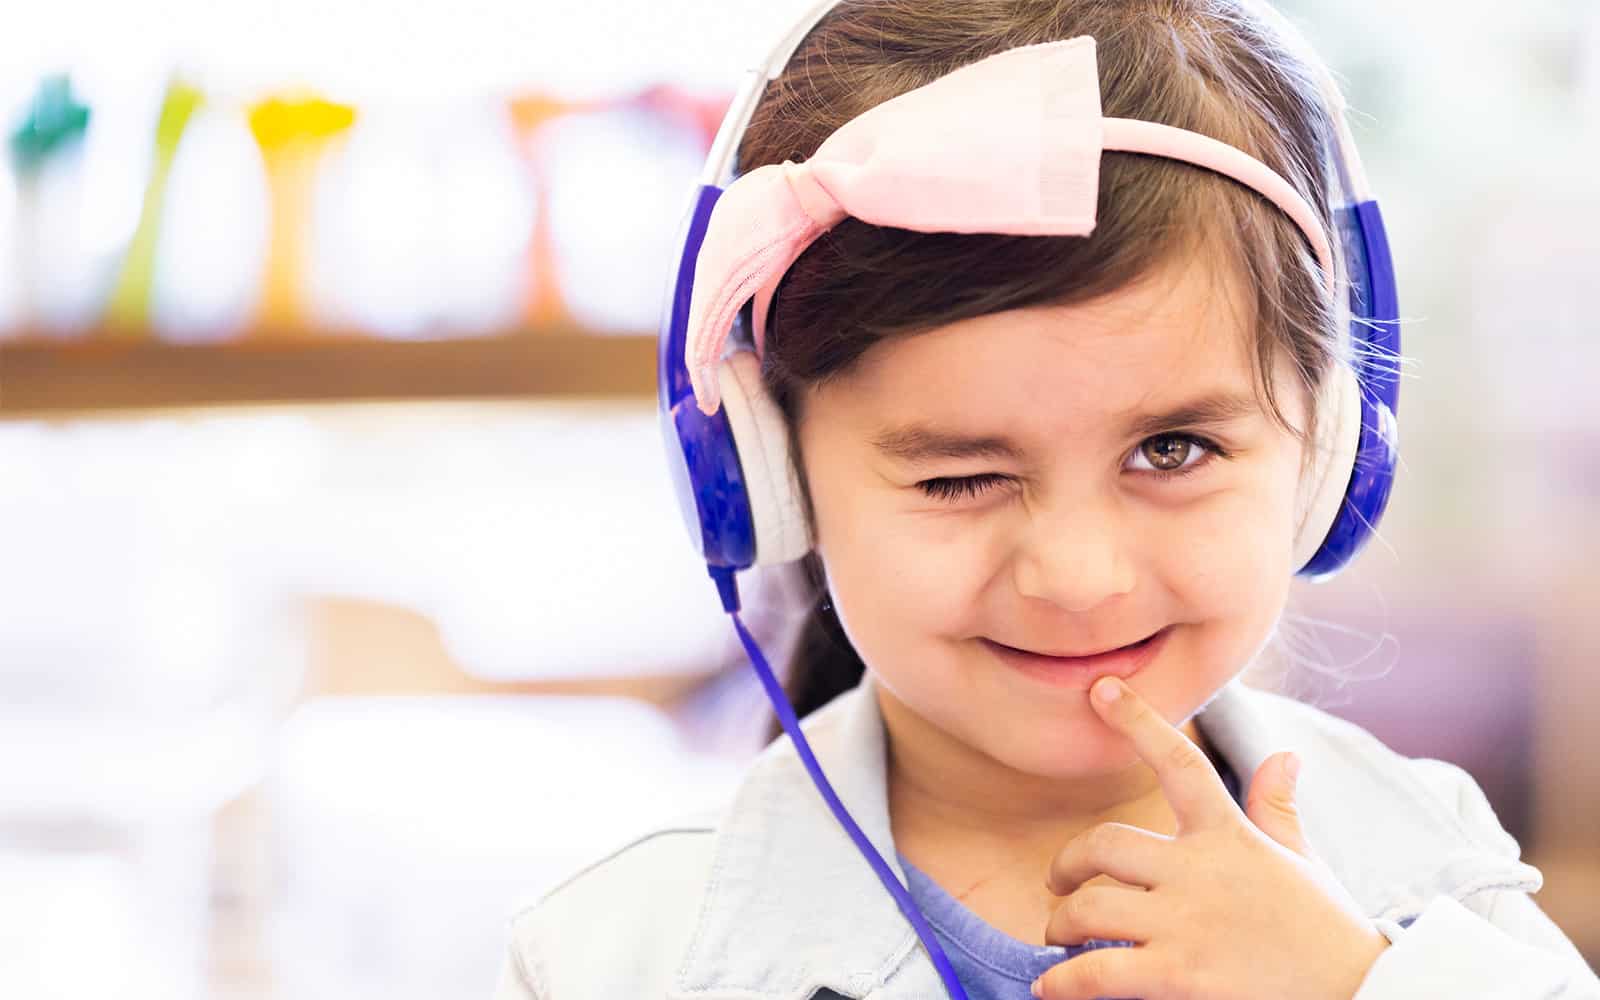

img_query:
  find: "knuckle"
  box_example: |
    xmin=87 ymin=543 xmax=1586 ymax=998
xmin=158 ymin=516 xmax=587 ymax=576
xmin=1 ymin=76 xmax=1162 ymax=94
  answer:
xmin=1061 ymin=888 xmax=1092 ymax=927
xmin=1046 ymin=850 xmax=1074 ymax=894
xmin=1164 ymin=738 xmax=1208 ymax=774
xmin=1167 ymin=946 xmax=1210 ymax=999
xmin=1086 ymin=821 xmax=1122 ymax=858
xmin=1072 ymin=952 xmax=1111 ymax=996
xmin=1266 ymin=794 xmax=1300 ymax=822
xmin=1047 ymin=887 xmax=1099 ymax=944
xmin=1044 ymin=899 xmax=1072 ymax=945
xmin=1247 ymin=786 xmax=1292 ymax=815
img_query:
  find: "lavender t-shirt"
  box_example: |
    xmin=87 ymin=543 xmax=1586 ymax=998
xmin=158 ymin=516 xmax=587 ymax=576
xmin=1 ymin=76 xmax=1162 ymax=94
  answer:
xmin=894 ymin=757 xmax=1244 ymax=1000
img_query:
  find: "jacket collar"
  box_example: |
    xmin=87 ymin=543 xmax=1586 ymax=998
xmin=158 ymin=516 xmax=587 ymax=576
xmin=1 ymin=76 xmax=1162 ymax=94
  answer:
xmin=671 ymin=674 xmax=1541 ymax=1000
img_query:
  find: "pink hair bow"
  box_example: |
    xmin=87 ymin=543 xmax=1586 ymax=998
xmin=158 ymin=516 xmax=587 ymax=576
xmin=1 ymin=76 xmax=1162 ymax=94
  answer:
xmin=684 ymin=36 xmax=1332 ymax=415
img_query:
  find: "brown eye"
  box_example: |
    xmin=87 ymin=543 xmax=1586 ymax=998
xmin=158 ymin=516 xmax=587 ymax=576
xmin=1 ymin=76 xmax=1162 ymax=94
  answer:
xmin=1125 ymin=433 xmax=1227 ymax=480
xmin=1141 ymin=435 xmax=1193 ymax=471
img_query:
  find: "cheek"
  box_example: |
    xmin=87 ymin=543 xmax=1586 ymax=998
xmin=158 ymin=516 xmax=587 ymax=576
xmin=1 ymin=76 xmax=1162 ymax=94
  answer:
xmin=1173 ymin=451 xmax=1303 ymax=590
xmin=1172 ymin=503 xmax=1290 ymax=604
xmin=812 ymin=485 xmax=987 ymax=650
xmin=803 ymin=460 xmax=990 ymax=678
xmin=1157 ymin=473 xmax=1300 ymax=691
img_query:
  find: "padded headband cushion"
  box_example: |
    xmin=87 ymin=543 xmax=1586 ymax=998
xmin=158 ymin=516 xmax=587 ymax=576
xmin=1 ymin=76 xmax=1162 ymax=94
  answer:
xmin=718 ymin=351 xmax=812 ymax=565
xmin=1291 ymin=359 xmax=1362 ymax=572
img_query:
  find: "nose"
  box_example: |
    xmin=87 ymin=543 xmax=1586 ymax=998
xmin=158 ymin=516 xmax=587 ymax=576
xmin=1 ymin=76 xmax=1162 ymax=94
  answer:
xmin=1010 ymin=496 xmax=1136 ymax=613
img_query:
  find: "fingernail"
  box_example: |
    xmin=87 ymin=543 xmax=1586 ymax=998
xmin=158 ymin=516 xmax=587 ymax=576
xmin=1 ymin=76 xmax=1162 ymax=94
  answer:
xmin=1285 ymin=752 xmax=1302 ymax=783
xmin=1094 ymin=678 xmax=1123 ymax=704
xmin=1031 ymin=977 xmax=1043 ymax=998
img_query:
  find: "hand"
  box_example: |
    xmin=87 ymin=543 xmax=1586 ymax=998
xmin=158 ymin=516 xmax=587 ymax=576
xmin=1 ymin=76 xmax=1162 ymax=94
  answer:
xmin=1033 ymin=676 xmax=1390 ymax=1000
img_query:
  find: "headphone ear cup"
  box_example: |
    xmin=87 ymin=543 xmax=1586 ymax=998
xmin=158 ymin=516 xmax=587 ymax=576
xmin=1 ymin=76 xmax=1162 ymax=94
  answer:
xmin=718 ymin=350 xmax=813 ymax=564
xmin=1292 ymin=360 xmax=1364 ymax=574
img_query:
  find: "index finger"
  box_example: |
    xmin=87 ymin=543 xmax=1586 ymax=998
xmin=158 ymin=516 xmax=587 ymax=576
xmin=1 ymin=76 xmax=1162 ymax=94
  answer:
xmin=1089 ymin=676 xmax=1233 ymax=830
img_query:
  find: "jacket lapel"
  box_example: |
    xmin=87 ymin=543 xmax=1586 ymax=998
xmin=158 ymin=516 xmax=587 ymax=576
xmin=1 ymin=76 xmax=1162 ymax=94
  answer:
xmin=671 ymin=674 xmax=922 ymax=1000
xmin=672 ymin=674 xmax=1541 ymax=1000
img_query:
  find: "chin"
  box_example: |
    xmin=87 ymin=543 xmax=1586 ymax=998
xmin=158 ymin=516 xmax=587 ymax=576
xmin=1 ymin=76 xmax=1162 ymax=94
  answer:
xmin=960 ymin=700 xmax=1135 ymax=779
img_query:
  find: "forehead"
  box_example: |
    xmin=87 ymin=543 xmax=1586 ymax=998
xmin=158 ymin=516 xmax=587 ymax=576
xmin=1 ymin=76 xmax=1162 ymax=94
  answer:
xmin=817 ymin=255 xmax=1265 ymax=433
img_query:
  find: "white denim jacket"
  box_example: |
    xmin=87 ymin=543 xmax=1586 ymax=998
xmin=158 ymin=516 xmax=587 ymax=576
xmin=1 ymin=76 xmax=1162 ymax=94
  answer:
xmin=494 ymin=674 xmax=1599 ymax=1000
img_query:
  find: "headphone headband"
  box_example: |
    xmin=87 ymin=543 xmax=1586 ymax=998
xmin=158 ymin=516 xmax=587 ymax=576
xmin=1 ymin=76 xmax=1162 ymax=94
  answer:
xmin=707 ymin=0 xmax=1375 ymax=204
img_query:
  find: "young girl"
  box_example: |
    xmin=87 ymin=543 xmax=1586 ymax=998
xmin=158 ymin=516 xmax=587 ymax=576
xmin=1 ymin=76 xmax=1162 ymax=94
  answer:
xmin=495 ymin=2 xmax=1600 ymax=998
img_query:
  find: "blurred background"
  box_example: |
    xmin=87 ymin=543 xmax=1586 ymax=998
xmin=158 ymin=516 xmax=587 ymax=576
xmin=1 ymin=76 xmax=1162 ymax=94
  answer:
xmin=1 ymin=0 xmax=1596 ymax=996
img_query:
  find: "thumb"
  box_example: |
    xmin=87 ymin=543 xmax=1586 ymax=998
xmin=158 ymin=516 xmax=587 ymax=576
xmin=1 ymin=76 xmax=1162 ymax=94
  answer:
xmin=1245 ymin=751 xmax=1311 ymax=856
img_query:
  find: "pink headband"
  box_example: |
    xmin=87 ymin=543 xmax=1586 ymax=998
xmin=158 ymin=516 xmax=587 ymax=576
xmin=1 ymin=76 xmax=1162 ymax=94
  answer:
xmin=685 ymin=35 xmax=1334 ymax=415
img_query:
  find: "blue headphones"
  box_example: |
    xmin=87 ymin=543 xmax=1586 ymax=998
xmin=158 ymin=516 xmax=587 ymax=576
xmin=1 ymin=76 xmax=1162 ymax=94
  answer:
xmin=659 ymin=1 xmax=1401 ymax=593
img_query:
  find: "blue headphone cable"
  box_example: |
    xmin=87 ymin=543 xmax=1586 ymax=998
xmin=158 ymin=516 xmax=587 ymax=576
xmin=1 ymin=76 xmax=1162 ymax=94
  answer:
xmin=710 ymin=566 xmax=972 ymax=1000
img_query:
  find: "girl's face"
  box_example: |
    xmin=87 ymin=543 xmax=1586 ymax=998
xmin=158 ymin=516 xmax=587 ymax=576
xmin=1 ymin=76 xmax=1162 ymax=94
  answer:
xmin=796 ymin=256 xmax=1311 ymax=781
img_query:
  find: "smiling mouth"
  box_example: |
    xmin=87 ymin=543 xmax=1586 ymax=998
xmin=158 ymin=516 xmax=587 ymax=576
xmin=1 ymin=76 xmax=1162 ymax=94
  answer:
xmin=981 ymin=626 xmax=1174 ymax=688
xmin=991 ymin=627 xmax=1168 ymax=660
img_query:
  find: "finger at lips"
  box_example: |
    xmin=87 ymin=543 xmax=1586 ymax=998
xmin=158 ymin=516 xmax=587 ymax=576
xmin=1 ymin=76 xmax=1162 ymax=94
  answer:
xmin=1043 ymin=884 xmax=1151 ymax=948
xmin=1045 ymin=821 xmax=1174 ymax=896
xmin=1091 ymin=677 xmax=1234 ymax=830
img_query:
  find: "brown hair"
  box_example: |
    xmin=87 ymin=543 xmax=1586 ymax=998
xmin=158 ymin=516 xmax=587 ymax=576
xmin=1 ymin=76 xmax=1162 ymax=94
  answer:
xmin=745 ymin=0 xmax=1347 ymax=736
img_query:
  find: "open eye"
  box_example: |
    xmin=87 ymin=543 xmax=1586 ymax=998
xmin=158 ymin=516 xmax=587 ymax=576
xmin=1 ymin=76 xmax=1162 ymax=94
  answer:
xmin=1125 ymin=433 xmax=1227 ymax=480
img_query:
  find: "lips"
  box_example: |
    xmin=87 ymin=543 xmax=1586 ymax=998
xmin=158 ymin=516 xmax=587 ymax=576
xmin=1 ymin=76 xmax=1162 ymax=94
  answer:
xmin=982 ymin=626 xmax=1173 ymax=689
xmin=1003 ymin=630 xmax=1165 ymax=659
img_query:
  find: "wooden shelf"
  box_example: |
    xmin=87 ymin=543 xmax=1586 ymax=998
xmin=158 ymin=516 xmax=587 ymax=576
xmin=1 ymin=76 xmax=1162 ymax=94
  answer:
xmin=0 ymin=329 xmax=658 ymax=416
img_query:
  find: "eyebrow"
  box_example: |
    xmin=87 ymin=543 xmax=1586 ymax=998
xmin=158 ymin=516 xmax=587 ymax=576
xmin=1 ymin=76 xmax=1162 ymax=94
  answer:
xmin=871 ymin=392 xmax=1262 ymax=464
